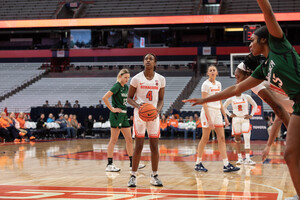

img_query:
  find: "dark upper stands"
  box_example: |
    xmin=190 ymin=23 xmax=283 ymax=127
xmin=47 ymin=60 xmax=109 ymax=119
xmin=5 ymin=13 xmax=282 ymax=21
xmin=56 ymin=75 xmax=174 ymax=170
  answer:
xmin=220 ymin=0 xmax=300 ymax=14
xmin=0 ymin=0 xmax=60 ymax=20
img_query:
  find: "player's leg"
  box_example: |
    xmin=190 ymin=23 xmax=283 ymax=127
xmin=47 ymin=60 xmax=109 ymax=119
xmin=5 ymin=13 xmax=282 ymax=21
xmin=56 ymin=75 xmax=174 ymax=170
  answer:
xmin=232 ymin=118 xmax=243 ymax=164
xmin=243 ymin=119 xmax=255 ymax=165
xmin=106 ymin=127 xmax=121 ymax=172
xmin=284 ymin=114 xmax=300 ymax=197
xmin=147 ymin=117 xmax=163 ymax=186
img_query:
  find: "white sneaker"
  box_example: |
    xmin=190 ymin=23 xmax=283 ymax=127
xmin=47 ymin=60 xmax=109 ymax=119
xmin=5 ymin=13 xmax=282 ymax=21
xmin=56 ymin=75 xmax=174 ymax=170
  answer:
xmin=244 ymin=159 xmax=256 ymax=165
xmin=130 ymin=164 xmax=146 ymax=170
xmin=106 ymin=164 xmax=120 ymax=172
xmin=285 ymin=195 xmax=299 ymax=200
xmin=236 ymin=159 xmax=244 ymax=165
xmin=128 ymin=175 xmax=136 ymax=187
xmin=150 ymin=174 xmax=163 ymax=187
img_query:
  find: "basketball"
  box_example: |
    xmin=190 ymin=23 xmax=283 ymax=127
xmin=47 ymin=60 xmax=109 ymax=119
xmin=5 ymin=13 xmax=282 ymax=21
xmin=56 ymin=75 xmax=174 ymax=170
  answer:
xmin=138 ymin=103 xmax=158 ymax=121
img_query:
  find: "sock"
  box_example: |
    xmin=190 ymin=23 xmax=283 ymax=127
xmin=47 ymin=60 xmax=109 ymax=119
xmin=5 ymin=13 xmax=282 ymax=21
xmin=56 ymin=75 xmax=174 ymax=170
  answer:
xmin=131 ymin=171 xmax=136 ymax=176
xmin=223 ymin=158 xmax=229 ymax=166
xmin=129 ymin=156 xmax=132 ymax=167
xmin=246 ymin=153 xmax=250 ymax=160
xmin=152 ymin=171 xmax=158 ymax=176
xmin=108 ymin=157 xmax=113 ymax=165
xmin=196 ymin=157 xmax=202 ymax=164
xmin=238 ymin=153 xmax=243 ymax=160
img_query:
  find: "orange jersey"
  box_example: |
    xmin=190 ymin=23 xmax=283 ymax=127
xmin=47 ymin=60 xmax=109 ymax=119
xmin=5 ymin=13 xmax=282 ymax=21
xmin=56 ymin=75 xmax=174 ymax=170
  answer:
xmin=160 ymin=120 xmax=168 ymax=129
xmin=196 ymin=120 xmax=202 ymax=128
xmin=0 ymin=118 xmax=11 ymax=128
xmin=168 ymin=119 xmax=178 ymax=128
xmin=16 ymin=118 xmax=26 ymax=129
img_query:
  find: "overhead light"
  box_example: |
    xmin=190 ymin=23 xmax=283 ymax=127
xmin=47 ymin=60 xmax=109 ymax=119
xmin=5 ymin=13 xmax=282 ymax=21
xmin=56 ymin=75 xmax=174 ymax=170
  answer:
xmin=225 ymin=28 xmax=244 ymax=32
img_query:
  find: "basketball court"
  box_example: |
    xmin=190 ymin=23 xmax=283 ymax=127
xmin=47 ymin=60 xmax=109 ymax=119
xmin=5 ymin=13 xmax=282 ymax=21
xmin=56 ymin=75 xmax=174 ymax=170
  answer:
xmin=0 ymin=138 xmax=293 ymax=199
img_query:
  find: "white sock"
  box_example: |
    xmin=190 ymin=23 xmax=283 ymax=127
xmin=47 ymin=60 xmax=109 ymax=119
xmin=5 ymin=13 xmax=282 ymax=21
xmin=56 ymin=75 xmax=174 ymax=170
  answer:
xmin=223 ymin=158 xmax=229 ymax=166
xmin=152 ymin=171 xmax=158 ymax=176
xmin=246 ymin=153 xmax=250 ymax=160
xmin=196 ymin=157 xmax=202 ymax=164
xmin=238 ymin=153 xmax=243 ymax=160
xmin=131 ymin=171 xmax=136 ymax=176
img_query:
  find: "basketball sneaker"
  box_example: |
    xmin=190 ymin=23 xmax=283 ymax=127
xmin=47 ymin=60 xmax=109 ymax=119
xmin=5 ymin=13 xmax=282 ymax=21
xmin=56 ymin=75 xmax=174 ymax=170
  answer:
xmin=130 ymin=164 xmax=146 ymax=170
xmin=106 ymin=164 xmax=120 ymax=172
xmin=150 ymin=174 xmax=163 ymax=187
xmin=223 ymin=163 xmax=240 ymax=172
xmin=285 ymin=195 xmax=299 ymax=200
xmin=128 ymin=175 xmax=136 ymax=187
xmin=195 ymin=163 xmax=208 ymax=172
xmin=244 ymin=159 xmax=256 ymax=165
xmin=236 ymin=159 xmax=244 ymax=165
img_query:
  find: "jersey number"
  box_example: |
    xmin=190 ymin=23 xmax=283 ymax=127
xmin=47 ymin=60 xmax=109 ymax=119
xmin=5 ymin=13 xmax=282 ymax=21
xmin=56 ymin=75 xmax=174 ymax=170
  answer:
xmin=146 ymin=91 xmax=153 ymax=101
xmin=238 ymin=105 xmax=243 ymax=111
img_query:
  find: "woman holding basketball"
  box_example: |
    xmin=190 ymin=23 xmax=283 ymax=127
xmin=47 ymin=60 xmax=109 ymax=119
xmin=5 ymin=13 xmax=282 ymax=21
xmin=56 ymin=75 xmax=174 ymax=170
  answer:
xmin=102 ymin=69 xmax=145 ymax=172
xmin=195 ymin=65 xmax=240 ymax=173
xmin=127 ymin=53 xmax=165 ymax=187
xmin=184 ymin=0 xmax=300 ymax=198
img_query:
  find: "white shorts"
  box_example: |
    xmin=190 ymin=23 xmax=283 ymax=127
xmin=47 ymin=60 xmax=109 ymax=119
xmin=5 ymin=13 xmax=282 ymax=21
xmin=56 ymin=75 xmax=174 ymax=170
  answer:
xmin=200 ymin=107 xmax=223 ymax=128
xmin=232 ymin=117 xmax=251 ymax=136
xmin=133 ymin=108 xmax=160 ymax=138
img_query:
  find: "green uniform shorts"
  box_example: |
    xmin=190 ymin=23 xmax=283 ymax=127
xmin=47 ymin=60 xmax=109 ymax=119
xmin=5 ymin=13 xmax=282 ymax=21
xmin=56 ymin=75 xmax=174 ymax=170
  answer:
xmin=109 ymin=112 xmax=130 ymax=128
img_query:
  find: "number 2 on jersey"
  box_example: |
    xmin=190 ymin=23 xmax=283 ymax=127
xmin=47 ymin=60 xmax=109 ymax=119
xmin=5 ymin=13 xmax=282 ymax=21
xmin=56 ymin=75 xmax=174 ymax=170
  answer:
xmin=146 ymin=91 xmax=153 ymax=101
xmin=238 ymin=105 xmax=243 ymax=111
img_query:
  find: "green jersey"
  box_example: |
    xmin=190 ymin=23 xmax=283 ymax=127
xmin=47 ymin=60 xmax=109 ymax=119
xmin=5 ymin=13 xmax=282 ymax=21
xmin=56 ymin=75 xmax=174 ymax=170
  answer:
xmin=251 ymin=34 xmax=300 ymax=100
xmin=110 ymin=82 xmax=128 ymax=111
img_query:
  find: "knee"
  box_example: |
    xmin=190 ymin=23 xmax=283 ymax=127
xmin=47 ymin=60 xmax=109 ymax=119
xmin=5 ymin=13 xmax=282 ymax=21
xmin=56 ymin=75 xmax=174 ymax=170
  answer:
xmin=284 ymin=148 xmax=298 ymax=165
xmin=218 ymin=135 xmax=225 ymax=142
xmin=109 ymin=139 xmax=118 ymax=145
xmin=135 ymin=143 xmax=144 ymax=152
xmin=201 ymin=135 xmax=210 ymax=143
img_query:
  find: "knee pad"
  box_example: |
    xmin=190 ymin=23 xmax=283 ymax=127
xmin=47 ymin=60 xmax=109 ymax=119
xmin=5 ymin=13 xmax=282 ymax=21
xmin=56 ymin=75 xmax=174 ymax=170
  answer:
xmin=243 ymin=132 xmax=251 ymax=149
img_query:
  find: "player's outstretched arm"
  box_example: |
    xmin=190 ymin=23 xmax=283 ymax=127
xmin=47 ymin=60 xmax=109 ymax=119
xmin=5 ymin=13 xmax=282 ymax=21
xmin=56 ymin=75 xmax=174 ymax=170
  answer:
xmin=256 ymin=0 xmax=283 ymax=38
xmin=183 ymin=76 xmax=263 ymax=106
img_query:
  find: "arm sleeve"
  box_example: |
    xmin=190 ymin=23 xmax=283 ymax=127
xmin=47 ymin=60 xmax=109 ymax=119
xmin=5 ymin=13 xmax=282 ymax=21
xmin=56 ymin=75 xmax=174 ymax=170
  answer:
xmin=269 ymin=34 xmax=292 ymax=54
xmin=223 ymin=98 xmax=232 ymax=117
xmin=246 ymin=95 xmax=258 ymax=116
xmin=130 ymin=76 xmax=138 ymax=88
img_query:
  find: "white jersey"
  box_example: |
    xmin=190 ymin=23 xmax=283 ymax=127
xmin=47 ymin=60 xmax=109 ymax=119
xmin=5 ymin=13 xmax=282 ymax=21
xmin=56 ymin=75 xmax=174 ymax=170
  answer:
xmin=201 ymin=79 xmax=222 ymax=109
xmin=130 ymin=72 xmax=166 ymax=108
xmin=223 ymin=94 xmax=257 ymax=118
xmin=251 ymin=81 xmax=293 ymax=114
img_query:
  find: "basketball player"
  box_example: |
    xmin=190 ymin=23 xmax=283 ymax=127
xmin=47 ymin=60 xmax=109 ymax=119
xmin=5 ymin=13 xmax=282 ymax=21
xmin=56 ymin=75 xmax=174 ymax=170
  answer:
xmin=184 ymin=0 xmax=300 ymax=198
xmin=195 ymin=65 xmax=240 ymax=173
xmin=223 ymin=92 xmax=257 ymax=165
xmin=234 ymin=54 xmax=292 ymax=161
xmin=127 ymin=53 xmax=165 ymax=187
xmin=102 ymin=69 xmax=145 ymax=172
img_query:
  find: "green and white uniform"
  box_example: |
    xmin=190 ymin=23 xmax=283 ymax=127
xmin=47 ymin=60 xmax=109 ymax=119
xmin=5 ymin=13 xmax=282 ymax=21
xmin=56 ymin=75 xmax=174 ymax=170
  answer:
xmin=251 ymin=34 xmax=300 ymax=115
xmin=109 ymin=82 xmax=130 ymax=128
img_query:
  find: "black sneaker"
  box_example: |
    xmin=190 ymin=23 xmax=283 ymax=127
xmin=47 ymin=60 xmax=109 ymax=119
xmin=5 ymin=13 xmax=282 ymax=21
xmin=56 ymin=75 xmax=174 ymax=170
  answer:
xmin=128 ymin=175 xmax=136 ymax=187
xmin=223 ymin=163 xmax=240 ymax=172
xmin=195 ymin=163 xmax=208 ymax=172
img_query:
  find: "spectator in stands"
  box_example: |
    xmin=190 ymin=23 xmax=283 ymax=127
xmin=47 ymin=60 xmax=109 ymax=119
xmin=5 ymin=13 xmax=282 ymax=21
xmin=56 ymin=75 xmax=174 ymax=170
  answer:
xmin=160 ymin=114 xmax=168 ymax=138
xmin=71 ymin=115 xmax=82 ymax=138
xmin=24 ymin=114 xmax=32 ymax=122
xmin=43 ymin=100 xmax=50 ymax=107
xmin=68 ymin=114 xmax=73 ymax=122
xmin=168 ymin=114 xmax=178 ymax=139
xmin=8 ymin=112 xmax=27 ymax=142
xmin=184 ymin=116 xmax=196 ymax=140
xmin=47 ymin=113 xmax=55 ymax=123
xmin=73 ymin=100 xmax=80 ymax=108
xmin=64 ymin=100 xmax=71 ymax=108
xmin=84 ymin=115 xmax=95 ymax=136
xmin=56 ymin=114 xmax=76 ymax=138
xmin=194 ymin=114 xmax=202 ymax=139
xmin=17 ymin=112 xmax=35 ymax=140
xmin=98 ymin=115 xmax=106 ymax=123
xmin=0 ymin=112 xmax=13 ymax=142
xmin=96 ymin=100 xmax=104 ymax=109
xmin=36 ymin=113 xmax=47 ymax=139
xmin=55 ymin=101 xmax=63 ymax=108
